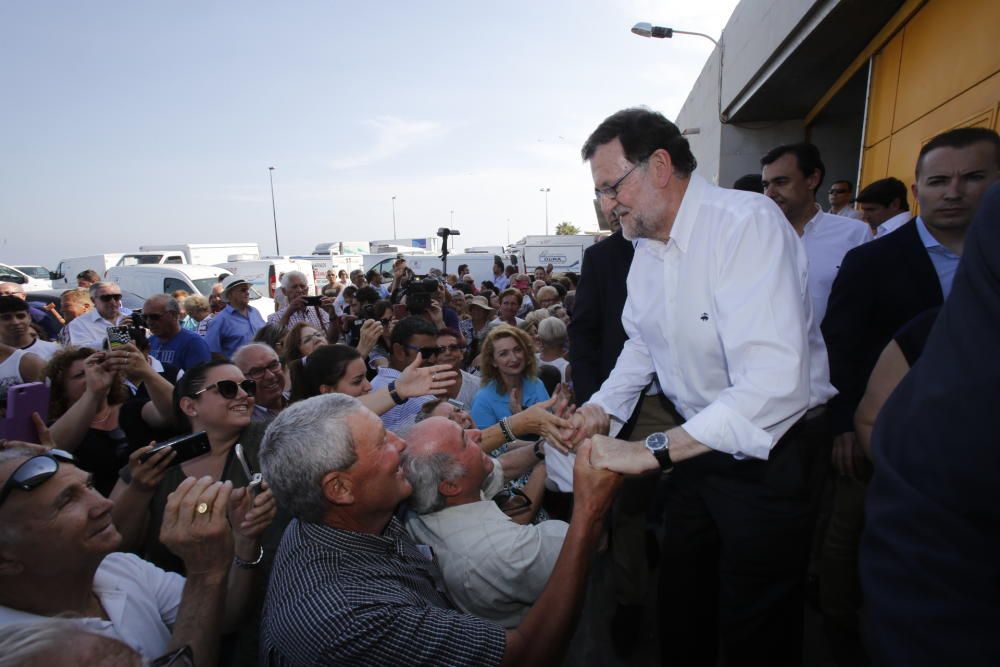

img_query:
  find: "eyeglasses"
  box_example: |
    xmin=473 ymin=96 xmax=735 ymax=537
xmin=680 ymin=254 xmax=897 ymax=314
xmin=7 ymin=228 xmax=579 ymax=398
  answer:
xmin=828 ymin=188 xmax=849 ymax=195
xmin=404 ymin=344 xmax=440 ymax=359
xmin=98 ymin=293 xmax=123 ymax=302
xmin=244 ymin=359 xmax=282 ymax=381
xmin=193 ymin=379 xmax=257 ymax=399
xmin=144 ymin=312 xmax=164 ymax=321
xmin=494 ymin=486 xmax=532 ymax=516
xmin=301 ymin=331 xmax=325 ymax=345
xmin=0 ymin=449 xmax=76 ymax=507
xmin=595 ymin=160 xmax=646 ymax=200
xmin=438 ymin=344 xmax=467 ymax=354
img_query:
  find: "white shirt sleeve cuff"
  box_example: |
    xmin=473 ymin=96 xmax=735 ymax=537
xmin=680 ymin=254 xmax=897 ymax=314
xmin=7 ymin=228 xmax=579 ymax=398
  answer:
xmin=681 ymin=401 xmax=775 ymax=461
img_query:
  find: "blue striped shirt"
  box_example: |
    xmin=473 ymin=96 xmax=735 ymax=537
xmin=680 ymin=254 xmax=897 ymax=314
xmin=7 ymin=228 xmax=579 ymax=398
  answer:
xmin=261 ymin=518 xmax=506 ymax=666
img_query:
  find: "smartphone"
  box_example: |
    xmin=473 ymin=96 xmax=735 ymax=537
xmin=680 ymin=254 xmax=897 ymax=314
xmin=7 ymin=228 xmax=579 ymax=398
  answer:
xmin=106 ymin=325 xmax=132 ymax=350
xmin=0 ymin=383 xmax=50 ymax=443
xmin=138 ymin=431 xmax=211 ymax=466
xmin=304 ymin=295 xmax=323 ymax=307
xmin=392 ymin=303 xmax=408 ymax=320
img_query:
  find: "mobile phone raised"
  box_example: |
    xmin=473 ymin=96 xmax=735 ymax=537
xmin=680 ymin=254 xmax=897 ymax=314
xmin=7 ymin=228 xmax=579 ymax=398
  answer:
xmin=138 ymin=431 xmax=211 ymax=466
xmin=106 ymin=325 xmax=132 ymax=351
xmin=0 ymin=382 xmax=50 ymax=443
xmin=303 ymin=295 xmax=323 ymax=307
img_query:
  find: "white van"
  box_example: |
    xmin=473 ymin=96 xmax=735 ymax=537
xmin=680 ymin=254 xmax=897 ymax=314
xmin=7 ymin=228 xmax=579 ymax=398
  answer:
xmin=53 ymin=254 xmax=125 ymax=287
xmin=103 ymin=264 xmax=273 ymax=318
xmin=214 ymin=257 xmax=315 ymax=307
xmin=364 ymin=253 xmax=502 ymax=285
xmin=291 ymin=254 xmax=365 ymax=292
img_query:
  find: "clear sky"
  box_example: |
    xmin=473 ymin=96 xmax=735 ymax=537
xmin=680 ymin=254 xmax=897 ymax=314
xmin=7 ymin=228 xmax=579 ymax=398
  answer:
xmin=0 ymin=0 xmax=738 ymax=267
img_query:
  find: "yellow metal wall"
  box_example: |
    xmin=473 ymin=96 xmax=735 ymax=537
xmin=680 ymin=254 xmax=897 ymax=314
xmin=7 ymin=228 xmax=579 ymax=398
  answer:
xmin=860 ymin=0 xmax=1000 ymax=192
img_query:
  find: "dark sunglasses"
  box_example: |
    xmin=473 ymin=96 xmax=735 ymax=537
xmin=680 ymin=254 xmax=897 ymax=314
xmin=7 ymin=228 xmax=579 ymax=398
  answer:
xmin=493 ymin=486 xmax=532 ymax=516
xmin=193 ymin=379 xmax=257 ymax=399
xmin=98 ymin=293 xmax=123 ymax=302
xmin=0 ymin=449 xmax=76 ymax=507
xmin=404 ymin=344 xmax=441 ymax=359
xmin=828 ymin=188 xmax=849 ymax=195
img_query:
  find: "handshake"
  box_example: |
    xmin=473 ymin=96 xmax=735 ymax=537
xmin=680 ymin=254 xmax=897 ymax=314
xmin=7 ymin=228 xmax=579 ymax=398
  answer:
xmin=551 ymin=403 xmax=664 ymax=477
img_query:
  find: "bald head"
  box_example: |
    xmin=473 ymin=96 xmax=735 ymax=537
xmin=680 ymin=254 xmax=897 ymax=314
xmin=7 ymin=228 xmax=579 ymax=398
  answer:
xmin=402 ymin=417 xmax=491 ymax=515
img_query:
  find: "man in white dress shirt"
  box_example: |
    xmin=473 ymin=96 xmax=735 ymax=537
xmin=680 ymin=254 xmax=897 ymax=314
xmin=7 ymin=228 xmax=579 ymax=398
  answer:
xmin=66 ymin=282 xmax=131 ymax=350
xmin=825 ymin=179 xmax=865 ymax=220
xmin=854 ymin=176 xmax=911 ymax=237
xmin=568 ymin=108 xmax=837 ymax=667
xmin=761 ymin=142 xmax=871 ymax=323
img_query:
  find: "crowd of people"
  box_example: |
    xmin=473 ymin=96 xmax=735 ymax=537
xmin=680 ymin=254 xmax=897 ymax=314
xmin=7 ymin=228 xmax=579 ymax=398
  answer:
xmin=0 ymin=108 xmax=997 ymax=667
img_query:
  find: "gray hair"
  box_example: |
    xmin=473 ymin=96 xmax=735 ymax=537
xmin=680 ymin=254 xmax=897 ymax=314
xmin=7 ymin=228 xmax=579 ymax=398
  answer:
xmin=0 ymin=620 xmax=140 ymax=667
xmin=280 ymin=270 xmax=308 ymax=290
xmin=402 ymin=448 xmax=465 ymax=515
xmin=259 ymin=394 xmax=362 ymax=523
xmin=232 ymin=342 xmax=278 ymax=370
xmin=537 ymin=316 xmax=568 ymax=345
xmin=87 ymin=281 xmax=118 ymax=300
xmin=144 ymin=293 xmax=179 ymax=314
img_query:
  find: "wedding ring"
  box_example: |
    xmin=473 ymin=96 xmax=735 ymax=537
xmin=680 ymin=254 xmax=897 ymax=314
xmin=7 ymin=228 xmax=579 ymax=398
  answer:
xmin=196 ymin=502 xmax=210 ymax=515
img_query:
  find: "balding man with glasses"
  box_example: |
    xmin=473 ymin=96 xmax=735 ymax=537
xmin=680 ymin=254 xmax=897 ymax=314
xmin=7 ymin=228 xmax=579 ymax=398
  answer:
xmin=66 ymin=282 xmax=132 ymax=349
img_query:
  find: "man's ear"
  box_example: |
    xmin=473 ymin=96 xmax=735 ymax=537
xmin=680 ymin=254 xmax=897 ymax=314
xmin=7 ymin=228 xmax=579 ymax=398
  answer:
xmin=438 ymin=479 xmax=461 ymax=498
xmin=649 ymin=148 xmax=675 ymax=188
xmin=805 ymin=169 xmax=822 ymax=195
xmin=322 ymin=471 xmax=354 ymax=505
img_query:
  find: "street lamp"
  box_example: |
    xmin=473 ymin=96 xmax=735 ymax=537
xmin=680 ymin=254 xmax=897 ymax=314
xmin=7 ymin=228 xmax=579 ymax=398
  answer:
xmin=539 ymin=188 xmax=550 ymax=235
xmin=391 ymin=195 xmax=397 ymax=240
xmin=631 ymin=22 xmax=725 ymax=123
xmin=268 ymin=167 xmax=280 ymax=255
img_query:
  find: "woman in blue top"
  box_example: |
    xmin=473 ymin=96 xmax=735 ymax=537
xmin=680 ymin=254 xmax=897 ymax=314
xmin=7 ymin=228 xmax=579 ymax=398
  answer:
xmin=470 ymin=324 xmax=549 ymax=523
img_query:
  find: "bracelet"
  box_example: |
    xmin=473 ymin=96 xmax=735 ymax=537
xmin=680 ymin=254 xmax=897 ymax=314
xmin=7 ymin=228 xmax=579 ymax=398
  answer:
xmin=233 ymin=544 xmax=264 ymax=570
xmin=533 ymin=441 xmax=546 ymax=460
xmin=498 ymin=417 xmax=516 ymax=443
xmin=234 ymin=544 xmax=264 ymax=570
xmin=388 ymin=381 xmax=407 ymax=405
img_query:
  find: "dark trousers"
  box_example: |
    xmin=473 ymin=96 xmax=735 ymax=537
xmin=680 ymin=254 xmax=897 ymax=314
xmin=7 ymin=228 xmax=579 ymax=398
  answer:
xmin=658 ymin=413 xmax=831 ymax=667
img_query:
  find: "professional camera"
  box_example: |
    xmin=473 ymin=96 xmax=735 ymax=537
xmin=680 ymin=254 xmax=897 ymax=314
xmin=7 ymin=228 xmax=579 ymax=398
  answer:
xmin=404 ymin=278 xmax=439 ymax=316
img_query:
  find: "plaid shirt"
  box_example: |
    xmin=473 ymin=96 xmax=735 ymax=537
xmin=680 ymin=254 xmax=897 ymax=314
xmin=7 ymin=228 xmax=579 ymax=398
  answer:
xmin=261 ymin=518 xmax=506 ymax=666
xmin=266 ymin=304 xmax=330 ymax=332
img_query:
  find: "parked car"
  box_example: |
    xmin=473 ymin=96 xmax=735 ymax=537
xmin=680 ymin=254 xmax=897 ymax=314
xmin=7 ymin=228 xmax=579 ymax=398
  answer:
xmin=0 ymin=263 xmax=52 ymax=292
xmin=104 ymin=264 xmax=274 ymax=317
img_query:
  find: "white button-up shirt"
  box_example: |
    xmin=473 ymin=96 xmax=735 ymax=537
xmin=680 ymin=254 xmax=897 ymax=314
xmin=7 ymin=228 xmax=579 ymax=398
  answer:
xmin=66 ymin=306 xmax=132 ymax=350
xmin=590 ymin=175 xmax=836 ymax=461
xmin=874 ymin=211 xmax=912 ymax=238
xmin=800 ymin=205 xmax=871 ymax=323
xmin=829 ymin=205 xmax=864 ymax=221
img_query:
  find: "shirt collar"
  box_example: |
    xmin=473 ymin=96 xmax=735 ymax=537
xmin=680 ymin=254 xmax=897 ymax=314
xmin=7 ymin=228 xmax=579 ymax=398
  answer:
xmin=802 ymin=203 xmax=824 ymax=234
xmin=915 ymin=216 xmax=951 ymax=252
xmin=301 ymin=517 xmax=410 ymax=557
xmin=637 ymin=173 xmax=708 ymax=260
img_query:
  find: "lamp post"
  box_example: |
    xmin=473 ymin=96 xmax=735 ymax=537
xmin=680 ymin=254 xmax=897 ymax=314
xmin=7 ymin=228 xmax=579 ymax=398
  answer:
xmin=631 ymin=22 xmax=725 ymax=123
xmin=268 ymin=167 xmax=280 ymax=255
xmin=539 ymin=188 xmax=550 ymax=235
xmin=391 ymin=195 xmax=397 ymax=240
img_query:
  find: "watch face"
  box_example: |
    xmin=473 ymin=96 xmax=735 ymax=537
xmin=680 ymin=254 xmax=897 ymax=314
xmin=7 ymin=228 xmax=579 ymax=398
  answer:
xmin=645 ymin=432 xmax=668 ymax=451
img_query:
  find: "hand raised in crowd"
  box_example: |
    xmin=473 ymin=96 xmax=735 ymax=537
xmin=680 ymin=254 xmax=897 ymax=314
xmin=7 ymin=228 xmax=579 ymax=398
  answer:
xmin=127 ymin=442 xmax=176 ymax=493
xmin=524 ymin=387 xmax=576 ymax=452
xmin=356 ymin=319 xmax=384 ymax=357
xmin=427 ymin=300 xmax=445 ymax=328
xmin=286 ymin=295 xmax=309 ymax=313
xmin=395 ymin=354 xmax=456 ymax=399
xmin=31 ymin=412 xmax=56 ymax=447
xmin=571 ymin=439 xmax=622 ymax=518
xmin=507 ymin=385 xmax=522 ymax=416
xmin=564 ymin=403 xmax=610 ymax=449
xmin=159 ymin=476 xmax=234 ymax=578
xmin=84 ymin=352 xmax=117 ymax=396
xmin=228 ymin=481 xmax=277 ymax=542
xmin=104 ymin=343 xmax=151 ymax=381
xmin=588 ymin=434 xmax=660 ymax=476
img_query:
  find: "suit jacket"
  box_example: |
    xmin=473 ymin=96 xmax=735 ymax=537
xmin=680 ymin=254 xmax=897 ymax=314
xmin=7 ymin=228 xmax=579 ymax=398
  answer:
xmin=568 ymin=230 xmax=634 ymax=405
xmin=821 ymin=219 xmax=942 ymax=434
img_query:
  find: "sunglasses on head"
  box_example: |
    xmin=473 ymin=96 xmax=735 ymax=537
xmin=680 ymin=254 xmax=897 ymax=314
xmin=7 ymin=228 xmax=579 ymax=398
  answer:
xmin=98 ymin=293 xmax=123 ymax=302
xmin=193 ymin=379 xmax=257 ymax=399
xmin=0 ymin=449 xmax=76 ymax=507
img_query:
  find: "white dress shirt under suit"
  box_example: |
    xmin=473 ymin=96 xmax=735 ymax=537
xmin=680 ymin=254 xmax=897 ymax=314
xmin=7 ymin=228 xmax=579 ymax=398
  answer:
xmin=800 ymin=205 xmax=872 ymax=324
xmin=589 ymin=175 xmax=836 ymax=461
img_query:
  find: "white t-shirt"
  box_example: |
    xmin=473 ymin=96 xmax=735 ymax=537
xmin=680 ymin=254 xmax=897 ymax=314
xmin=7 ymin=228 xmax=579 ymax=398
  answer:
xmin=0 ymin=552 xmax=184 ymax=659
xmin=22 ymin=338 xmax=61 ymax=362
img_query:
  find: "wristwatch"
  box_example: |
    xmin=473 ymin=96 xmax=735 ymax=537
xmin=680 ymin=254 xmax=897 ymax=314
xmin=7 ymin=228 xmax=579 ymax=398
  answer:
xmin=644 ymin=432 xmax=673 ymax=472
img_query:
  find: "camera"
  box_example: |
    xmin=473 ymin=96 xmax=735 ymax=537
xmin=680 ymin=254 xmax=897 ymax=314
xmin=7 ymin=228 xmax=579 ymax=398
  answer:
xmin=405 ymin=278 xmax=439 ymax=315
xmin=130 ymin=309 xmax=146 ymax=329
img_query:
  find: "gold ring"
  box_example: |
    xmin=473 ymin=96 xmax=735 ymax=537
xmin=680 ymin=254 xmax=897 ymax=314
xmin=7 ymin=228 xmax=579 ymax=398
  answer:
xmin=196 ymin=502 xmax=209 ymax=514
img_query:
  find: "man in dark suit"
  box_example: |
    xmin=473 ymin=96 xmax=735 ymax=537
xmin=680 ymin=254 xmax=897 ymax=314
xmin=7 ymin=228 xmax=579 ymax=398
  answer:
xmin=819 ymin=126 xmax=1000 ymax=665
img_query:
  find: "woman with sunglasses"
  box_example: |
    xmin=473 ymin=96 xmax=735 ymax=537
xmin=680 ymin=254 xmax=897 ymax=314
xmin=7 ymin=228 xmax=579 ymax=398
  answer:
xmin=111 ymin=359 xmax=278 ymax=576
xmin=436 ymin=327 xmax=479 ymax=403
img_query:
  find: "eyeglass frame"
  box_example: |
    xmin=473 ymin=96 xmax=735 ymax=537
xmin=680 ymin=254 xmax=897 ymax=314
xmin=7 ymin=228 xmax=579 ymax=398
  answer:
xmin=191 ymin=379 xmax=257 ymax=399
xmin=493 ymin=486 xmax=532 ymax=516
xmin=404 ymin=344 xmax=441 ymax=359
xmin=0 ymin=449 xmax=76 ymax=507
xmin=243 ymin=359 xmax=283 ymax=381
xmin=594 ymin=158 xmax=648 ymax=201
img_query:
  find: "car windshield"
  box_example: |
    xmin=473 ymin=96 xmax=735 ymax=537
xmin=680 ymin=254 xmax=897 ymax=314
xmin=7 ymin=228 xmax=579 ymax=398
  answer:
xmin=15 ymin=266 xmax=50 ymax=279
